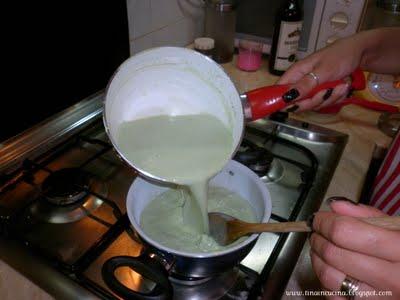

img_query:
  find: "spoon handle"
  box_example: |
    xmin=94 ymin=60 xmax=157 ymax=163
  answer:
xmin=240 ymin=216 xmax=400 ymax=234
xmin=240 ymin=221 xmax=312 ymax=233
xmin=362 ymin=216 xmax=400 ymax=230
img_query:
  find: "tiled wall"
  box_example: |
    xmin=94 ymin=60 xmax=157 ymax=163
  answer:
xmin=126 ymin=0 xmax=205 ymax=55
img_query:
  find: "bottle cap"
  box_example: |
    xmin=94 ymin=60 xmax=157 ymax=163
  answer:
xmin=194 ymin=37 xmax=215 ymax=51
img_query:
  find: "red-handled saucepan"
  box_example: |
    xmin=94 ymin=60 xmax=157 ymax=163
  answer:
xmin=242 ymin=68 xmax=365 ymax=119
xmin=242 ymin=68 xmax=398 ymax=118
xmin=104 ymin=47 xmax=397 ymax=186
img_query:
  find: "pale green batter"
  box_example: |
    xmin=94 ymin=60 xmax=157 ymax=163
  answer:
xmin=117 ymin=114 xmax=233 ymax=234
xmin=117 ymin=115 xmax=232 ymax=185
xmin=140 ymin=186 xmax=256 ymax=252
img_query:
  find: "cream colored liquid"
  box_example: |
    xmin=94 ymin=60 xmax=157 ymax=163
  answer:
xmin=140 ymin=186 xmax=256 ymax=252
xmin=117 ymin=114 xmax=233 ymax=234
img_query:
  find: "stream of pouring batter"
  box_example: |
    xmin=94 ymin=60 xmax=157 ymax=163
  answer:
xmin=117 ymin=114 xmax=233 ymax=234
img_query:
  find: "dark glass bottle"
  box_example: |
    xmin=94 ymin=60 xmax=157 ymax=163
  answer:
xmin=268 ymin=0 xmax=303 ymax=76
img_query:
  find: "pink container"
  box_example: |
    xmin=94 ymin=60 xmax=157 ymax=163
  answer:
xmin=237 ymin=40 xmax=263 ymax=72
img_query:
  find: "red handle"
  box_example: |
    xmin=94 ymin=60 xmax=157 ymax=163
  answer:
xmin=245 ymin=85 xmax=290 ymax=120
xmin=244 ymin=69 xmax=367 ymax=121
xmin=317 ymin=97 xmax=400 ymax=114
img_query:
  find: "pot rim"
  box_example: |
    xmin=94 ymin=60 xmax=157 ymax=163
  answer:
xmin=126 ymin=160 xmax=272 ymax=258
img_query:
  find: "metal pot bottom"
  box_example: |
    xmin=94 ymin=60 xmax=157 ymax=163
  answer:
xmin=171 ymin=268 xmax=239 ymax=300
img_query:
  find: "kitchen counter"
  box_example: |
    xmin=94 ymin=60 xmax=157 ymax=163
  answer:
xmin=0 ymin=54 xmax=393 ymax=300
xmin=0 ymin=260 xmax=52 ymax=300
xmin=221 ymin=56 xmax=393 ymax=298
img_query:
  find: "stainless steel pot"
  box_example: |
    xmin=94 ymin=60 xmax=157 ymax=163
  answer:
xmin=102 ymin=160 xmax=271 ymax=299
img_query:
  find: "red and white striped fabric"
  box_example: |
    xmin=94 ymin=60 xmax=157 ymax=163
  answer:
xmin=370 ymin=130 xmax=400 ymax=216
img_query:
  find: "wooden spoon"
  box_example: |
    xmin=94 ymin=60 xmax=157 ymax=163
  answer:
xmin=208 ymin=212 xmax=400 ymax=246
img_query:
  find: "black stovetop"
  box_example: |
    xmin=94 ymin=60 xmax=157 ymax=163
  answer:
xmin=0 ymin=118 xmax=319 ymax=299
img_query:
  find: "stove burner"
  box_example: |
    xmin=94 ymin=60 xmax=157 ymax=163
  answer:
xmin=234 ymin=139 xmax=301 ymax=188
xmin=29 ymin=168 xmax=107 ymax=223
xmin=234 ymin=139 xmax=274 ymax=176
xmin=42 ymin=168 xmax=89 ymax=206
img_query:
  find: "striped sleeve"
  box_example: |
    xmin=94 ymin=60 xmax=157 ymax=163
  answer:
xmin=370 ymin=131 xmax=400 ymax=216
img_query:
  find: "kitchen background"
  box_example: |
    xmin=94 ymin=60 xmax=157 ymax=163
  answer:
xmin=127 ymin=0 xmax=400 ymax=55
xmin=1 ymin=1 xmax=399 ymax=299
xmin=1 ymin=0 xmax=205 ymax=144
xmin=3 ymin=0 xmax=399 ymax=144
xmin=127 ymin=0 xmax=204 ymax=54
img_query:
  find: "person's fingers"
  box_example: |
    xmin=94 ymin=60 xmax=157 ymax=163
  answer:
xmin=285 ymin=90 xmax=326 ymax=113
xmin=313 ymin=84 xmax=349 ymax=110
xmin=310 ymin=249 xmax=346 ymax=291
xmin=328 ymin=198 xmax=387 ymax=218
xmin=276 ymin=59 xmax=315 ymax=85
xmin=311 ymin=250 xmax=392 ymax=300
xmin=314 ymin=94 xmax=347 ymax=112
xmin=281 ymin=59 xmax=344 ymax=103
xmin=310 ymin=233 xmax=400 ymax=292
xmin=282 ymin=72 xmax=319 ymax=103
xmin=312 ymin=211 xmax=400 ymax=261
xmin=310 ymin=250 xmax=376 ymax=297
xmin=285 ymin=82 xmax=348 ymax=112
xmin=291 ymin=83 xmax=349 ymax=112
xmin=329 ymin=296 xmax=346 ymax=300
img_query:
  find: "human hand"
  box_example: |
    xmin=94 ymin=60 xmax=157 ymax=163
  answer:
xmin=310 ymin=198 xmax=400 ymax=299
xmin=277 ymin=36 xmax=364 ymax=112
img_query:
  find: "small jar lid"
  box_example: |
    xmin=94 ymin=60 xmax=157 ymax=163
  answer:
xmin=194 ymin=37 xmax=215 ymax=51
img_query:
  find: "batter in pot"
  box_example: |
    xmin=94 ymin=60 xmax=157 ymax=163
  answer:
xmin=140 ymin=186 xmax=256 ymax=252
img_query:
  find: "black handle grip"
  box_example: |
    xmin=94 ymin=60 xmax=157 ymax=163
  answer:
xmin=102 ymin=255 xmax=173 ymax=300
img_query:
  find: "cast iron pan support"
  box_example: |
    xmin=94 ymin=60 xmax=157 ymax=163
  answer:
xmin=102 ymin=251 xmax=173 ymax=300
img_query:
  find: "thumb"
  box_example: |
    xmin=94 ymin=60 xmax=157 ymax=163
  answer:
xmin=327 ymin=197 xmax=387 ymax=218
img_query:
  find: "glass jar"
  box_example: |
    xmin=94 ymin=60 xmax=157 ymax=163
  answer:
xmin=204 ymin=0 xmax=236 ymax=63
xmin=237 ymin=40 xmax=263 ymax=71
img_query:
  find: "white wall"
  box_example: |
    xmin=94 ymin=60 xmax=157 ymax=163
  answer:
xmin=126 ymin=0 xmax=205 ymax=55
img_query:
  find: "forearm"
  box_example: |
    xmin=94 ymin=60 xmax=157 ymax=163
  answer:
xmin=357 ymin=27 xmax=400 ymax=74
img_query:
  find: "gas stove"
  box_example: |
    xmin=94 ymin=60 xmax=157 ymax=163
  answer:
xmin=0 ymin=93 xmax=347 ymax=299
